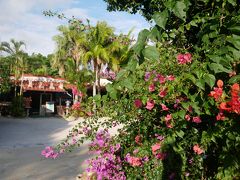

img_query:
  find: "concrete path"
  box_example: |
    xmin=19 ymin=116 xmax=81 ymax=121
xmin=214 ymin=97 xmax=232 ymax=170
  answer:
xmin=0 ymin=117 xmax=91 ymax=180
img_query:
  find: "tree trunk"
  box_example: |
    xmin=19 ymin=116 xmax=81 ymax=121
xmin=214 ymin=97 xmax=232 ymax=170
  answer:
xmin=20 ymin=72 xmax=23 ymax=96
xmin=93 ymin=64 xmax=97 ymax=97
xmin=92 ymin=64 xmax=97 ymax=113
xmin=97 ymin=65 xmax=101 ymax=95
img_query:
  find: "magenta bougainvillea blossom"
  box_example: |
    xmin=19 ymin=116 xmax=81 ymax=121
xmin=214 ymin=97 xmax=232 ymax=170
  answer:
xmin=41 ymin=146 xmax=59 ymax=159
xmin=146 ymin=100 xmax=155 ymax=110
xmin=192 ymin=116 xmax=201 ymax=124
xmin=86 ymin=130 xmax=126 ymax=180
xmin=134 ymin=99 xmax=142 ymax=108
xmin=177 ymin=53 xmax=192 ymax=64
xmin=148 ymin=83 xmax=155 ymax=92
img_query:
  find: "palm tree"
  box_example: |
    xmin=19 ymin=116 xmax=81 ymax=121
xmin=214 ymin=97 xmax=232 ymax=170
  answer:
xmin=0 ymin=39 xmax=26 ymax=96
xmin=84 ymin=21 xmax=115 ymax=96
xmin=108 ymin=30 xmax=134 ymax=72
xmin=52 ymin=25 xmax=87 ymax=76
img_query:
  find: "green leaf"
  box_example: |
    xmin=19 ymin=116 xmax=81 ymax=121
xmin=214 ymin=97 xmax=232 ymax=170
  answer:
xmin=227 ymin=34 xmax=240 ymax=50
xmin=183 ymin=73 xmax=196 ymax=83
xmin=149 ymin=26 xmax=162 ymax=42
xmin=204 ymin=74 xmax=216 ymax=88
xmin=228 ymin=25 xmax=240 ymax=33
xmin=229 ymin=75 xmax=240 ymax=84
xmin=195 ymin=79 xmax=205 ymax=90
xmin=209 ymin=63 xmax=231 ymax=73
xmin=227 ymin=0 xmax=236 ymax=6
xmin=172 ymin=1 xmax=187 ymax=20
xmin=142 ymin=46 xmax=160 ymax=61
xmin=126 ymin=59 xmax=138 ymax=72
xmin=132 ymin=29 xmax=150 ymax=55
xmin=153 ymin=10 xmax=169 ymax=29
xmin=121 ymin=78 xmax=134 ymax=90
xmin=175 ymin=130 xmax=185 ymax=138
xmin=106 ymin=84 xmax=113 ymax=93
xmin=227 ymin=46 xmax=240 ymax=59
xmin=178 ymin=110 xmax=186 ymax=119
xmin=116 ymin=70 xmax=128 ymax=80
xmin=109 ymin=89 xmax=117 ymax=99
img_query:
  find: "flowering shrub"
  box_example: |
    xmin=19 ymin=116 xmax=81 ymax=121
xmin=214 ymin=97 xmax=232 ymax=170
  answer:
xmin=42 ymin=1 xmax=240 ymax=179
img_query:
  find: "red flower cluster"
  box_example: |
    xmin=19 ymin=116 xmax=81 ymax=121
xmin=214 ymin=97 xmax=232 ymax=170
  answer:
xmin=210 ymin=80 xmax=240 ymax=120
xmin=177 ymin=53 xmax=192 ymax=64
xmin=209 ymin=80 xmax=223 ymax=101
xmin=72 ymin=102 xmax=81 ymax=110
xmin=219 ymin=83 xmax=240 ymax=114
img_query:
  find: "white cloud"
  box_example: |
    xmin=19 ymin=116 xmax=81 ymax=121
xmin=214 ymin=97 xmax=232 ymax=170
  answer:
xmin=0 ymin=0 xmax=150 ymax=55
xmin=0 ymin=0 xmax=73 ymax=55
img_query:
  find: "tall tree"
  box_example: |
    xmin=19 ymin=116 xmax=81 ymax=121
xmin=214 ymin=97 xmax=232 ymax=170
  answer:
xmin=84 ymin=21 xmax=116 ymax=95
xmin=0 ymin=39 xmax=27 ymax=96
xmin=52 ymin=25 xmax=86 ymax=76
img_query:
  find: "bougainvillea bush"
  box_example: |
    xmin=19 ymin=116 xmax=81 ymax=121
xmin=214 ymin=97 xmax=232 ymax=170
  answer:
xmin=42 ymin=0 xmax=240 ymax=179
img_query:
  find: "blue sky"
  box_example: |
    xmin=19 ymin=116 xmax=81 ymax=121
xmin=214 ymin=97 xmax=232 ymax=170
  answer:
xmin=0 ymin=0 xmax=151 ymax=55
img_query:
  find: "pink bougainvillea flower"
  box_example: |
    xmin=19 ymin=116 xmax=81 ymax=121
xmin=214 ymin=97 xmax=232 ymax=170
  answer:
xmin=128 ymin=156 xmax=142 ymax=167
xmin=78 ymin=91 xmax=84 ymax=97
xmin=41 ymin=146 xmax=59 ymax=159
xmin=193 ymin=144 xmax=204 ymax=155
xmin=167 ymin=75 xmax=175 ymax=81
xmin=185 ymin=114 xmax=191 ymax=121
xmin=161 ymin=104 xmax=169 ymax=111
xmin=177 ymin=53 xmax=192 ymax=64
xmin=165 ymin=114 xmax=173 ymax=128
xmin=166 ymin=121 xmax=173 ymax=128
xmin=134 ymin=99 xmax=142 ymax=108
xmin=135 ymin=135 xmax=142 ymax=145
xmin=72 ymin=102 xmax=81 ymax=110
xmin=159 ymin=75 xmax=166 ymax=84
xmin=155 ymin=134 xmax=164 ymax=141
xmin=159 ymin=89 xmax=167 ymax=98
xmin=177 ymin=54 xmax=185 ymax=64
xmin=148 ymin=84 xmax=155 ymax=92
xmin=155 ymin=152 xmax=167 ymax=160
xmin=146 ymin=100 xmax=155 ymax=110
xmin=216 ymin=112 xmax=225 ymax=121
xmin=144 ymin=72 xmax=151 ymax=81
xmin=59 ymin=149 xmax=65 ymax=154
xmin=165 ymin=114 xmax=172 ymax=121
xmin=188 ymin=106 xmax=193 ymax=113
xmin=133 ymin=149 xmax=139 ymax=155
xmin=72 ymin=138 xmax=77 ymax=145
xmin=142 ymin=156 xmax=149 ymax=162
xmin=72 ymin=87 xmax=78 ymax=95
xmin=151 ymin=143 xmax=161 ymax=155
xmin=184 ymin=53 xmax=192 ymax=63
xmin=86 ymin=111 xmax=93 ymax=116
xmin=192 ymin=116 xmax=201 ymax=123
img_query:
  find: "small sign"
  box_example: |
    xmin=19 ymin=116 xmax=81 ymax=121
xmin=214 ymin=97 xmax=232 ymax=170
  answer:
xmin=46 ymin=101 xmax=54 ymax=113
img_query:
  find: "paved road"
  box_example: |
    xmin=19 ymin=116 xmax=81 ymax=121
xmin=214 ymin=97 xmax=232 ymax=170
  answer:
xmin=0 ymin=117 xmax=91 ymax=180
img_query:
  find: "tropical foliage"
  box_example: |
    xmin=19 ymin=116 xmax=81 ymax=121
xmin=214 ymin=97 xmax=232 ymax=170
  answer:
xmin=42 ymin=0 xmax=240 ymax=179
xmin=0 ymin=56 xmax=11 ymax=94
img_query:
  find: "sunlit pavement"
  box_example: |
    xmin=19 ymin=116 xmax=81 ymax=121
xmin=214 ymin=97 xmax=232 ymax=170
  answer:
xmin=0 ymin=117 xmax=91 ymax=180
